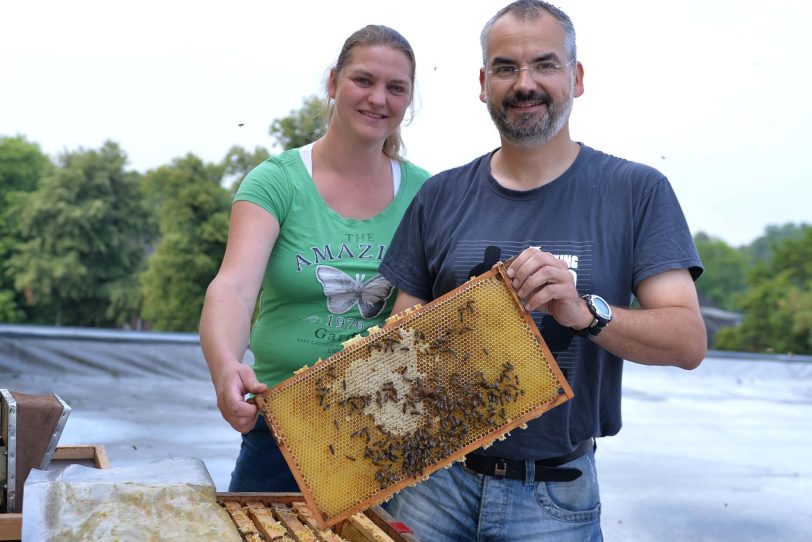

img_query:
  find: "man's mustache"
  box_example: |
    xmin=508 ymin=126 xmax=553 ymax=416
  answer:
xmin=503 ymin=90 xmax=552 ymax=108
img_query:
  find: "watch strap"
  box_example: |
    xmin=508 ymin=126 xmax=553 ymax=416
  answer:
xmin=572 ymin=294 xmax=610 ymax=337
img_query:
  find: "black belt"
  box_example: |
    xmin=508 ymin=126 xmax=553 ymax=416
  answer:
xmin=464 ymin=438 xmax=595 ymax=482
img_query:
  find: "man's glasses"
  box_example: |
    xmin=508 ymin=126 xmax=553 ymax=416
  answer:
xmin=486 ymin=58 xmax=576 ymax=81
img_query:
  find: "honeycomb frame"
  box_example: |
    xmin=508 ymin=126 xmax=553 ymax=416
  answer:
xmin=255 ymin=260 xmax=574 ymax=529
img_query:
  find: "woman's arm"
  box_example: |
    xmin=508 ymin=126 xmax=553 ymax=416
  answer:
xmin=200 ymin=201 xmax=280 ymax=432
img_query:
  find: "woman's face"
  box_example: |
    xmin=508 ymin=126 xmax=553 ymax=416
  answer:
xmin=328 ymin=45 xmax=413 ymax=146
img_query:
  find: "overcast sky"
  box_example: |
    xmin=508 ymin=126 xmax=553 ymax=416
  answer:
xmin=2 ymin=0 xmax=809 ymax=246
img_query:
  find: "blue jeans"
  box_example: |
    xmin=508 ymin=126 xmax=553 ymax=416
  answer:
xmin=383 ymin=449 xmax=602 ymax=542
xmin=229 ymin=415 xmax=300 ymax=492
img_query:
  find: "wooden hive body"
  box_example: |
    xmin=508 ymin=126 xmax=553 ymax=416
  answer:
xmin=256 ymin=261 xmax=574 ymax=528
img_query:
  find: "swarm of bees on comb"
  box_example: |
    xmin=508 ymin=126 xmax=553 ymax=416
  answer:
xmin=255 ymin=261 xmax=573 ymax=529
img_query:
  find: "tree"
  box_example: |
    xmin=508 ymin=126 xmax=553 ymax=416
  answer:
xmin=744 ymin=222 xmax=811 ymax=263
xmin=6 ymin=141 xmax=148 ymax=326
xmin=269 ymin=95 xmax=327 ymax=151
xmin=715 ymin=228 xmax=812 ymax=354
xmin=693 ymin=232 xmax=748 ymax=311
xmin=0 ymin=135 xmax=49 ymax=193
xmin=140 ymin=154 xmax=231 ymax=331
xmin=0 ymin=136 xmax=51 ymax=321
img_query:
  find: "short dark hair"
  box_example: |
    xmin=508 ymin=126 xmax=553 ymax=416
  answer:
xmin=480 ymin=1 xmax=577 ymax=65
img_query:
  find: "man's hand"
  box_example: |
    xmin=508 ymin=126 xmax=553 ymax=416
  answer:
xmin=213 ymin=363 xmax=268 ymax=433
xmin=507 ymin=247 xmax=591 ymax=330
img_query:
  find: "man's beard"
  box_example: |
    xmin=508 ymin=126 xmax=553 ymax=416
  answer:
xmin=486 ymin=88 xmax=573 ymax=148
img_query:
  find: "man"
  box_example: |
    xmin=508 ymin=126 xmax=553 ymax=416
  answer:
xmin=378 ymin=1 xmax=707 ymax=540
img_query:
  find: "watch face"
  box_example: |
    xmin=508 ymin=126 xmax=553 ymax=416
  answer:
xmin=590 ymin=296 xmax=612 ymax=319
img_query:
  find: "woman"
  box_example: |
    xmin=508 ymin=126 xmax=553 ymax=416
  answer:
xmin=199 ymin=25 xmax=430 ymax=492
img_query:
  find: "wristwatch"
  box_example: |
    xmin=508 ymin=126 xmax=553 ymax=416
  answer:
xmin=572 ymin=294 xmax=613 ymax=337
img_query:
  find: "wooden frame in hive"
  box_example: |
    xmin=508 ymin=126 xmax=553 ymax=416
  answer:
xmin=255 ymin=260 xmax=574 ymax=529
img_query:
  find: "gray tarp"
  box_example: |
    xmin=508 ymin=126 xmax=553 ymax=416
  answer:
xmin=2 ymin=324 xmax=811 ymax=541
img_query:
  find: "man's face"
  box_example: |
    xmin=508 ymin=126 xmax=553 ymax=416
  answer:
xmin=480 ymin=13 xmax=583 ymax=148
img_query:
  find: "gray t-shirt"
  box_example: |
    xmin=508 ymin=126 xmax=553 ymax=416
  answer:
xmin=379 ymin=143 xmax=702 ymax=460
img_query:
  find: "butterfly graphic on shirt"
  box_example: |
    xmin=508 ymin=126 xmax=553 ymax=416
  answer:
xmin=315 ymin=265 xmax=394 ymax=319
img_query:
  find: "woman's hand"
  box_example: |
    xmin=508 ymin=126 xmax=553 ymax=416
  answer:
xmin=213 ymin=363 xmax=268 ymax=433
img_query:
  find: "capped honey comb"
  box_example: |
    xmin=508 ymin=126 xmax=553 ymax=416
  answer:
xmin=255 ymin=260 xmax=574 ymax=529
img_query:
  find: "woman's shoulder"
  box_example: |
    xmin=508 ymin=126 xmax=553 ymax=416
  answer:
xmin=234 ymin=149 xmax=310 ymax=220
xmin=244 ymin=149 xmax=304 ymax=182
xmin=236 ymin=149 xmax=310 ymax=197
xmin=399 ymin=159 xmax=431 ymax=188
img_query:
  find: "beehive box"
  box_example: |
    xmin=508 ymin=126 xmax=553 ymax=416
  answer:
xmin=218 ymin=493 xmax=416 ymax=542
xmin=256 ymin=261 xmax=574 ymax=529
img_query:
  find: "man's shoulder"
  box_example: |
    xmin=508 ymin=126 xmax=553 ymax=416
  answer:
xmin=579 ymin=144 xmax=665 ymax=181
xmin=421 ymin=152 xmax=492 ymax=192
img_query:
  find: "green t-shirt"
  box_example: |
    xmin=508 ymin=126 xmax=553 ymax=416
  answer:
xmin=234 ymin=148 xmax=430 ymax=387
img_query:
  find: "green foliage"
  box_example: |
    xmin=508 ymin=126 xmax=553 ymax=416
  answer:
xmin=715 ymin=228 xmax=812 ymax=355
xmin=269 ymin=95 xmax=327 ymax=151
xmin=5 ymin=141 xmax=148 ymax=326
xmin=693 ymin=232 xmax=748 ymax=310
xmin=140 ymin=154 xmax=231 ymax=331
xmin=743 ymin=222 xmax=811 ymax=263
xmin=0 ymin=135 xmax=50 ymax=193
xmin=0 ymin=136 xmax=52 ymax=321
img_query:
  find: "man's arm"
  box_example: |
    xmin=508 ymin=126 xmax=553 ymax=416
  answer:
xmin=390 ymin=291 xmax=427 ymax=315
xmin=508 ymin=248 xmax=706 ymax=370
xmin=590 ymin=269 xmax=706 ymax=368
